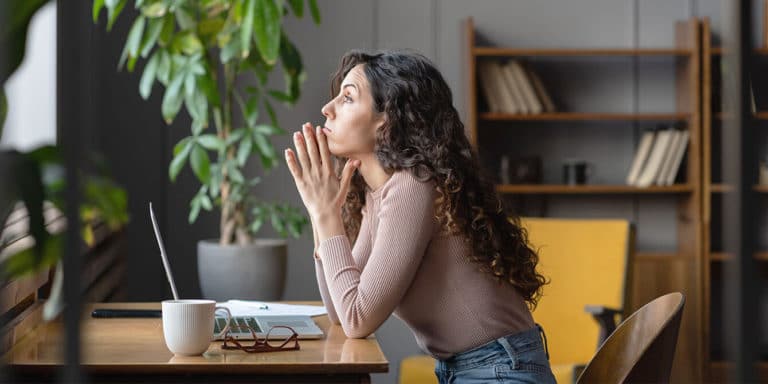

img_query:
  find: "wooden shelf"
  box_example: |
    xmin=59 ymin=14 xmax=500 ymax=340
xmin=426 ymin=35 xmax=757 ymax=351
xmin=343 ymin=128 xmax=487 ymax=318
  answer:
xmin=714 ymin=111 xmax=768 ymax=119
xmin=709 ymin=252 xmax=768 ymax=261
xmin=710 ymin=184 xmax=734 ymax=193
xmin=480 ymin=112 xmax=690 ymax=121
xmin=473 ymin=47 xmax=693 ymax=57
xmin=495 ymin=184 xmax=693 ymax=194
xmin=636 ymin=251 xmax=683 ymax=260
xmin=711 ymin=185 xmax=768 ymax=193
xmin=710 ymin=46 xmax=768 ymax=55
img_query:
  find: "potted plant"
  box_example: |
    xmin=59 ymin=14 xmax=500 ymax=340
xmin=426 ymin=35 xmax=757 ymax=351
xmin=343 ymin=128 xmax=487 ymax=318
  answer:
xmin=93 ymin=0 xmax=319 ymax=301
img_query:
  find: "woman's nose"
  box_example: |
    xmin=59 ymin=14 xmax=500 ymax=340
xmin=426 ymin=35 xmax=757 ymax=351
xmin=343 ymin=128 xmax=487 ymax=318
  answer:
xmin=321 ymin=101 xmax=334 ymax=119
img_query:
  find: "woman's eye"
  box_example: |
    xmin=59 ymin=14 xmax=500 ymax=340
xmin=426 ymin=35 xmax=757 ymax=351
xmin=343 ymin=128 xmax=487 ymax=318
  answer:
xmin=343 ymin=95 xmax=352 ymax=103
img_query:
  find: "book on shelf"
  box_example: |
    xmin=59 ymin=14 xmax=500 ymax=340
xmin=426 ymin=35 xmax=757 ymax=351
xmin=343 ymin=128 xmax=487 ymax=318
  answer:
xmin=655 ymin=128 xmax=682 ymax=185
xmin=628 ymin=125 xmax=689 ymax=187
xmin=633 ymin=128 xmax=675 ymax=187
xmin=525 ymin=63 xmax=556 ymax=113
xmin=509 ymin=60 xmax=543 ymax=114
xmin=500 ymin=62 xmax=528 ymax=114
xmin=626 ymin=128 xmax=657 ymax=186
xmin=477 ymin=60 xmax=503 ymax=113
xmin=477 ymin=59 xmax=555 ymax=115
xmin=661 ymin=129 xmax=689 ymax=186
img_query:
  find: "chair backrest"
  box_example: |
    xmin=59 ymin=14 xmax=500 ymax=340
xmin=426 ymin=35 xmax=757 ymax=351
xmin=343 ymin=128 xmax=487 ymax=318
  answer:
xmin=577 ymin=292 xmax=685 ymax=384
xmin=521 ymin=217 xmax=634 ymax=365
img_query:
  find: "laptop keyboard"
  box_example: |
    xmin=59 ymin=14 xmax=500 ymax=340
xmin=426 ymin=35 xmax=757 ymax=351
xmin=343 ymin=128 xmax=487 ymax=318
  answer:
xmin=214 ymin=316 xmax=262 ymax=334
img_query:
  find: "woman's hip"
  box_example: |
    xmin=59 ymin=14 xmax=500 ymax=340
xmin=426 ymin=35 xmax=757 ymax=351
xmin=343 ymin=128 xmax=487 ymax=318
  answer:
xmin=434 ymin=324 xmax=556 ymax=384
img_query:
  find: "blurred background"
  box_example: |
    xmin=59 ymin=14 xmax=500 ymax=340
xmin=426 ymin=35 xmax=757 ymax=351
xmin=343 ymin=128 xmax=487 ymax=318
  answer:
xmin=1 ymin=0 xmax=765 ymax=383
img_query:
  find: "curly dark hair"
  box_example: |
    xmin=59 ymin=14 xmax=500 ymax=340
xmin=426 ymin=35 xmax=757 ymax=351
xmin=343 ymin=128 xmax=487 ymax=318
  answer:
xmin=329 ymin=49 xmax=547 ymax=309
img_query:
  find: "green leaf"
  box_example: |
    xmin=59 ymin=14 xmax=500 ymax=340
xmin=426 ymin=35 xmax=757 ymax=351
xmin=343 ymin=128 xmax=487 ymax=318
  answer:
xmin=118 ymin=16 xmax=146 ymax=71
xmin=253 ymin=124 xmax=285 ymax=135
xmin=173 ymin=32 xmax=204 ymax=55
xmin=139 ymin=51 xmax=160 ymax=99
xmin=240 ymin=0 xmax=256 ymax=58
xmin=279 ymin=34 xmax=302 ymax=77
xmin=197 ymin=134 xmax=224 ymax=151
xmin=287 ymin=0 xmax=303 ymax=17
xmin=219 ymin=34 xmax=240 ymax=63
xmin=189 ymin=197 xmax=201 ymax=223
xmin=156 ymin=49 xmax=171 ymax=84
xmin=264 ymin=99 xmax=278 ymax=127
xmin=140 ymin=16 xmax=165 ymax=58
xmin=107 ymin=0 xmax=127 ymax=31
xmin=253 ymin=0 xmax=281 ymax=65
xmin=175 ymin=7 xmax=197 ymax=30
xmin=169 ymin=138 xmax=193 ymax=181
xmin=189 ymin=144 xmax=211 ymax=183
xmin=308 ymin=0 xmax=321 ymax=24
xmin=250 ymin=216 xmax=264 ymax=234
xmin=197 ymin=71 xmax=220 ymax=107
xmin=158 ymin=13 xmax=175 ymax=46
xmin=1 ymin=90 xmax=6 ymax=138
xmin=252 ymin=132 xmax=275 ymax=169
xmin=141 ymin=1 xmax=168 ymax=17
xmin=237 ymin=136 xmax=253 ymax=165
xmin=268 ymin=89 xmax=292 ymax=103
xmin=93 ymin=0 xmax=105 ymax=22
xmin=226 ymin=128 xmax=246 ymax=145
xmin=270 ymin=211 xmax=285 ymax=236
xmin=161 ymin=69 xmax=185 ymax=124
xmin=200 ymin=194 xmax=213 ymax=210
xmin=227 ymin=162 xmax=245 ymax=184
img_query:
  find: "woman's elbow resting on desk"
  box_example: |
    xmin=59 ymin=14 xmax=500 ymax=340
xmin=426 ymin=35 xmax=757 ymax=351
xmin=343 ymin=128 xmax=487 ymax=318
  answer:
xmin=339 ymin=321 xmax=375 ymax=339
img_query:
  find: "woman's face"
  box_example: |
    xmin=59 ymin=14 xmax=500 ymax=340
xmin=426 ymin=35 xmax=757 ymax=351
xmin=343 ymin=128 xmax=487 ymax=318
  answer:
xmin=321 ymin=64 xmax=384 ymax=158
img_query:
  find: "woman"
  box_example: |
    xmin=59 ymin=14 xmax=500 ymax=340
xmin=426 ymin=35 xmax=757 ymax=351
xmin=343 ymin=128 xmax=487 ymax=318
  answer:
xmin=284 ymin=49 xmax=555 ymax=383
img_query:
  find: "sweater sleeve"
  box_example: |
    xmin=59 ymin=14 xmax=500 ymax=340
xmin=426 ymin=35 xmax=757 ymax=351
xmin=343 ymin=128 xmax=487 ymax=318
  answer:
xmin=317 ymin=173 xmax=435 ymax=338
xmin=314 ymin=257 xmax=341 ymax=325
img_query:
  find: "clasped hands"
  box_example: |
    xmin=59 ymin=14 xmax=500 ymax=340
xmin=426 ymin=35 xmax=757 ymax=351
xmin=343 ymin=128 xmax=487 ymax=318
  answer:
xmin=284 ymin=122 xmax=360 ymax=223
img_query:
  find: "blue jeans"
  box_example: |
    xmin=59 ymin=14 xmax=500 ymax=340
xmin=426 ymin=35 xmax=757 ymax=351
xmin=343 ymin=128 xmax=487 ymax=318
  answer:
xmin=434 ymin=324 xmax=556 ymax=384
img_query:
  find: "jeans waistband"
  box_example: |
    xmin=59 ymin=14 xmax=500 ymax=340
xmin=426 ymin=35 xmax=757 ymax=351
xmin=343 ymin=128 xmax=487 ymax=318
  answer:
xmin=436 ymin=324 xmax=549 ymax=371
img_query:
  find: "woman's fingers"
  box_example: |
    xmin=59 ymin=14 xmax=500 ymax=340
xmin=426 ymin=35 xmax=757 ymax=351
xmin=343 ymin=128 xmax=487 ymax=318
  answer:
xmin=316 ymin=125 xmax=333 ymax=172
xmin=338 ymin=158 xmax=360 ymax=200
xmin=284 ymin=149 xmax=301 ymax=180
xmin=301 ymin=123 xmax=323 ymax=174
xmin=293 ymin=125 xmax=312 ymax=174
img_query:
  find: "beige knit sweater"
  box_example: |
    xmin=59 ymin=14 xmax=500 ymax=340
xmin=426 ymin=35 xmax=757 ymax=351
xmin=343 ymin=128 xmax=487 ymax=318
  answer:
xmin=314 ymin=170 xmax=534 ymax=359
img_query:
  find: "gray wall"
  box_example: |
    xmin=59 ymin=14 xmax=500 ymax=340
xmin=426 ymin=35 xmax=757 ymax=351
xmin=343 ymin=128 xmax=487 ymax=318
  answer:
xmin=88 ymin=1 xmax=760 ymax=383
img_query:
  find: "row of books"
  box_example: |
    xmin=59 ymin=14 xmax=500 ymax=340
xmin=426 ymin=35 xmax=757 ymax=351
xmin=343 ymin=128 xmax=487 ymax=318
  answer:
xmin=626 ymin=126 xmax=690 ymax=187
xmin=477 ymin=60 xmax=556 ymax=114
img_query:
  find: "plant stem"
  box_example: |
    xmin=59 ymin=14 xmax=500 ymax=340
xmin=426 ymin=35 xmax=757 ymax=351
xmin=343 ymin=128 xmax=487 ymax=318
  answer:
xmin=220 ymin=62 xmax=236 ymax=245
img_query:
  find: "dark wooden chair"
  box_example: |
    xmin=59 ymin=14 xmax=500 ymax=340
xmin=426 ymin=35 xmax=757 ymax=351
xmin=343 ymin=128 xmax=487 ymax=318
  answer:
xmin=577 ymin=292 xmax=685 ymax=384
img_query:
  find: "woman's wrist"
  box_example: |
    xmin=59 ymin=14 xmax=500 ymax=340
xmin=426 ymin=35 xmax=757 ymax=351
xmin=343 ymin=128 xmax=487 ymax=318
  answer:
xmin=314 ymin=212 xmax=346 ymax=244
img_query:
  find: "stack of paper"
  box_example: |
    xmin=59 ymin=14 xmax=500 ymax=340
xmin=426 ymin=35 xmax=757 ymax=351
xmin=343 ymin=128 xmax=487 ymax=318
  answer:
xmin=218 ymin=300 xmax=328 ymax=317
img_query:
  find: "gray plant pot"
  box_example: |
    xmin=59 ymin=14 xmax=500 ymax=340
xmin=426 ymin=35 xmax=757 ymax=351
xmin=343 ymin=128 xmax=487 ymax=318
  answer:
xmin=197 ymin=239 xmax=287 ymax=302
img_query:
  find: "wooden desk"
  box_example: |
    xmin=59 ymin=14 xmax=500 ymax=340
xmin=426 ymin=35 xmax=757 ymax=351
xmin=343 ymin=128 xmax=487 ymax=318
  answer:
xmin=2 ymin=302 xmax=388 ymax=383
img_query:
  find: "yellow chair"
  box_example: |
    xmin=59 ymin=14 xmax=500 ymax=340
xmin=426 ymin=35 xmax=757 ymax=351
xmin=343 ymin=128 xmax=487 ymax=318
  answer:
xmin=523 ymin=217 xmax=634 ymax=383
xmin=399 ymin=217 xmax=634 ymax=384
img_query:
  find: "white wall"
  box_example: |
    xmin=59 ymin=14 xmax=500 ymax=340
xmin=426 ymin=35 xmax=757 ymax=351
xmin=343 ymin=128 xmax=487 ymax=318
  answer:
xmin=1 ymin=2 xmax=57 ymax=151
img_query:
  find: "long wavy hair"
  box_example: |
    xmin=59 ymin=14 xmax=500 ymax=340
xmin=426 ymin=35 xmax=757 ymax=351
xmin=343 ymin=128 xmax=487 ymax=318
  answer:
xmin=329 ymin=50 xmax=547 ymax=309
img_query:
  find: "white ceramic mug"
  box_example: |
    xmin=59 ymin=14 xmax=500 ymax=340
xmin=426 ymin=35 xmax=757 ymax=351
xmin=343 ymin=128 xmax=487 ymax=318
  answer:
xmin=161 ymin=299 xmax=231 ymax=356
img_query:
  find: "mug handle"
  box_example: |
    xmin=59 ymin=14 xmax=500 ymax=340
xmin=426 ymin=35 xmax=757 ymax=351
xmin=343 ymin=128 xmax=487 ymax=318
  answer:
xmin=214 ymin=306 xmax=232 ymax=339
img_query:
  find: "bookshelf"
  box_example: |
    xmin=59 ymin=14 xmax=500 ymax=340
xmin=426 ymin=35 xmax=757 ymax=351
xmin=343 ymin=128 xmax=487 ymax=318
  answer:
xmin=701 ymin=17 xmax=768 ymax=382
xmin=465 ymin=17 xmax=704 ymax=382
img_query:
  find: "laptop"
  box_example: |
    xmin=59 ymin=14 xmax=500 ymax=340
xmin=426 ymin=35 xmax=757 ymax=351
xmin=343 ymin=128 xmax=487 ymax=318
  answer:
xmin=149 ymin=202 xmax=324 ymax=340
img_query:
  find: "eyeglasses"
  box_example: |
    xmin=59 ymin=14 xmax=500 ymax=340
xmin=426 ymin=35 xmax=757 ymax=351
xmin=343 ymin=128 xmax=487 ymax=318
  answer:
xmin=221 ymin=324 xmax=300 ymax=353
